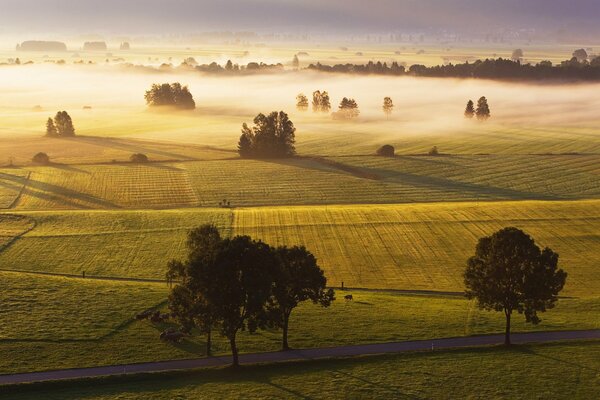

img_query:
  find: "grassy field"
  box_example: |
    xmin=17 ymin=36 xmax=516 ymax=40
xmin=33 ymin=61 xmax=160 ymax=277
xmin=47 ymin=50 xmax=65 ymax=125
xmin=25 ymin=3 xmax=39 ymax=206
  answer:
xmin=1 ymin=200 xmax=598 ymax=294
xmin=3 ymin=341 xmax=599 ymax=399
xmin=1 ymin=271 xmax=598 ymax=375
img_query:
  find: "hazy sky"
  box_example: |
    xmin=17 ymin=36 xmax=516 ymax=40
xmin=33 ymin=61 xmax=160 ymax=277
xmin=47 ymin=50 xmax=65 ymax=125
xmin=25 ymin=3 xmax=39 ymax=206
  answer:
xmin=0 ymin=0 xmax=598 ymax=36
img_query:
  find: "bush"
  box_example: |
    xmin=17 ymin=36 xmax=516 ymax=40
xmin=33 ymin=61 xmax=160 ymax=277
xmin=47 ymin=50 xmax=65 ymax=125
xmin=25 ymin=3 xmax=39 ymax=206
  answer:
xmin=130 ymin=153 xmax=149 ymax=163
xmin=428 ymin=146 xmax=440 ymax=156
xmin=376 ymin=145 xmax=395 ymax=157
xmin=32 ymin=152 xmax=50 ymax=165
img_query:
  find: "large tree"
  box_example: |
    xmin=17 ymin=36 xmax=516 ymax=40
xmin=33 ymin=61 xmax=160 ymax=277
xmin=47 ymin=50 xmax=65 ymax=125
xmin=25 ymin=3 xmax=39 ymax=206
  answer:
xmin=464 ymin=227 xmax=567 ymax=345
xmin=464 ymin=100 xmax=475 ymax=119
xmin=54 ymin=111 xmax=75 ymax=136
xmin=296 ymin=94 xmax=309 ymax=111
xmin=312 ymin=90 xmax=331 ymax=112
xmin=237 ymin=111 xmax=296 ymax=158
xmin=269 ymin=246 xmax=335 ymax=350
xmin=45 ymin=118 xmax=57 ymax=137
xmin=145 ymin=82 xmax=196 ymax=110
xmin=335 ymin=97 xmax=360 ymax=119
xmin=383 ymin=97 xmax=394 ymax=117
xmin=475 ymin=96 xmax=491 ymax=121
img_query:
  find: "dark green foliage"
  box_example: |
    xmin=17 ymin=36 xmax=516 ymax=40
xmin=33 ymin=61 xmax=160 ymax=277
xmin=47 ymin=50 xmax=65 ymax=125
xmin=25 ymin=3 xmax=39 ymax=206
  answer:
xmin=269 ymin=246 xmax=335 ymax=350
xmin=237 ymin=111 xmax=296 ymax=159
xmin=476 ymin=97 xmax=491 ymax=121
xmin=376 ymin=145 xmax=395 ymax=157
xmin=32 ymin=152 xmax=50 ymax=165
xmin=464 ymin=100 xmax=475 ymax=119
xmin=45 ymin=118 xmax=57 ymax=137
xmin=312 ymin=90 xmax=331 ymax=112
xmin=144 ymin=83 xmax=196 ymax=110
xmin=130 ymin=153 xmax=149 ymax=163
xmin=464 ymin=227 xmax=567 ymax=345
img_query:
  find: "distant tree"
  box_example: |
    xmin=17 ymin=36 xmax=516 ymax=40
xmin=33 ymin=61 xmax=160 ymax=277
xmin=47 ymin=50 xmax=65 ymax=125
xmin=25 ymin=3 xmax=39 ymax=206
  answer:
xmin=428 ymin=146 xmax=439 ymax=156
xmin=32 ymin=152 xmax=50 ymax=165
xmin=464 ymin=227 xmax=567 ymax=345
xmin=130 ymin=153 xmax=149 ymax=163
xmin=383 ymin=97 xmax=394 ymax=117
xmin=225 ymin=60 xmax=234 ymax=71
xmin=145 ymin=83 xmax=196 ymax=110
xmin=312 ymin=90 xmax=331 ymax=112
xmin=572 ymin=49 xmax=588 ymax=63
xmin=376 ymin=145 xmax=395 ymax=157
xmin=292 ymin=55 xmax=300 ymax=69
xmin=591 ymin=56 xmax=600 ymax=67
xmin=335 ymin=97 xmax=359 ymax=119
xmin=269 ymin=246 xmax=335 ymax=350
xmin=296 ymin=94 xmax=309 ymax=111
xmin=511 ymin=49 xmax=524 ymax=62
xmin=45 ymin=118 xmax=57 ymax=137
xmin=464 ymin=100 xmax=475 ymax=119
xmin=476 ymin=97 xmax=491 ymax=121
xmin=54 ymin=111 xmax=75 ymax=137
xmin=237 ymin=111 xmax=296 ymax=158
xmin=119 ymin=42 xmax=130 ymax=51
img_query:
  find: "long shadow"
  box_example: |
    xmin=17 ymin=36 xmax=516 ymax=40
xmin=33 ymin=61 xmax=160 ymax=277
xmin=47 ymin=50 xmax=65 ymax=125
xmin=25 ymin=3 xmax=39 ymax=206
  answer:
xmin=0 ymin=172 xmax=120 ymax=209
xmin=514 ymin=344 xmax=599 ymax=373
xmin=332 ymin=368 xmax=424 ymax=400
xmin=49 ymin=163 xmax=91 ymax=175
xmin=71 ymin=136 xmax=198 ymax=161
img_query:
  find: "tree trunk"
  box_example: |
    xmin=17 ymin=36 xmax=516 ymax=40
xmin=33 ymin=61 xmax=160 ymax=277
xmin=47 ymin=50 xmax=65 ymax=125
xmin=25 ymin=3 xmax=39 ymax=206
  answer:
xmin=230 ymin=334 xmax=239 ymax=367
xmin=282 ymin=312 xmax=291 ymax=351
xmin=206 ymin=328 xmax=212 ymax=356
xmin=504 ymin=309 xmax=512 ymax=346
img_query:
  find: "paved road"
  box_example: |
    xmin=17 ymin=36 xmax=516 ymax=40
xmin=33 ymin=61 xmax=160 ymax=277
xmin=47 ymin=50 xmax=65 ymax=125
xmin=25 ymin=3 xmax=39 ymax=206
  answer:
xmin=1 ymin=329 xmax=598 ymax=386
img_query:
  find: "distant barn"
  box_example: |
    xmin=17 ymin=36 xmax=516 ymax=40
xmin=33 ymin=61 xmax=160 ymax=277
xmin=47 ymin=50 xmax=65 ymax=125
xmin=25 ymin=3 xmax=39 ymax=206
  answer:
xmin=17 ymin=41 xmax=67 ymax=52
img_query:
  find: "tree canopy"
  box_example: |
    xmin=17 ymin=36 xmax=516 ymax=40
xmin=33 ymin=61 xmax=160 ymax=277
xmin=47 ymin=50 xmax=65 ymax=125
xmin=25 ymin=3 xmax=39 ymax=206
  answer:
xmin=464 ymin=227 xmax=567 ymax=345
xmin=476 ymin=97 xmax=491 ymax=121
xmin=46 ymin=111 xmax=75 ymax=137
xmin=383 ymin=97 xmax=394 ymax=117
xmin=464 ymin=100 xmax=475 ymax=119
xmin=376 ymin=144 xmax=395 ymax=157
xmin=312 ymin=90 xmax=331 ymax=112
xmin=296 ymin=93 xmax=308 ymax=111
xmin=334 ymin=97 xmax=359 ymax=120
xmin=144 ymin=82 xmax=196 ymax=110
xmin=238 ymin=111 xmax=296 ymax=158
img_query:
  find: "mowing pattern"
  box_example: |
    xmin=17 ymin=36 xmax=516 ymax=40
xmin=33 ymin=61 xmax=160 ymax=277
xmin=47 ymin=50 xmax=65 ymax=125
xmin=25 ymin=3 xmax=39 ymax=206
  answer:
xmin=0 ymin=170 xmax=30 ymax=209
xmin=0 ymin=214 xmax=35 ymax=249
xmin=0 ymin=272 xmax=166 ymax=341
xmin=233 ymin=201 xmax=600 ymax=296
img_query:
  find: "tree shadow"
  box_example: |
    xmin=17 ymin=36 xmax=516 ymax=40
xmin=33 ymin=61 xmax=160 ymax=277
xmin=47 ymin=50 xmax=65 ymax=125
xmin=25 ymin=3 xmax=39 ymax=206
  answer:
xmin=49 ymin=163 xmax=91 ymax=175
xmin=331 ymin=368 xmax=425 ymax=400
xmin=514 ymin=344 xmax=600 ymax=373
xmin=70 ymin=136 xmax=199 ymax=161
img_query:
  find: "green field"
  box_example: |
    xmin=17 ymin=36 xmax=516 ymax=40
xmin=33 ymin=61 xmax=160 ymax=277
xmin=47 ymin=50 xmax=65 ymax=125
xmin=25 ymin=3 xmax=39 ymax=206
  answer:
xmin=1 ymin=271 xmax=598 ymax=375
xmin=3 ymin=341 xmax=599 ymax=399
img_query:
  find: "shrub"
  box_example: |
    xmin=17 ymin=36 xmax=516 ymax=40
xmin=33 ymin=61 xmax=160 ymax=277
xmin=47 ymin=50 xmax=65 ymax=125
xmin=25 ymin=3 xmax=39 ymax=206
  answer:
xmin=376 ymin=145 xmax=395 ymax=157
xmin=428 ymin=146 xmax=440 ymax=156
xmin=32 ymin=152 xmax=50 ymax=165
xmin=130 ymin=153 xmax=149 ymax=163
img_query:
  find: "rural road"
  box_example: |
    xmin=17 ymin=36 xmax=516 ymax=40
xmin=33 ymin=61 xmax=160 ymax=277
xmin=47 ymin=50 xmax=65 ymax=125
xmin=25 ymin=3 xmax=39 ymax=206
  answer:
xmin=1 ymin=329 xmax=598 ymax=386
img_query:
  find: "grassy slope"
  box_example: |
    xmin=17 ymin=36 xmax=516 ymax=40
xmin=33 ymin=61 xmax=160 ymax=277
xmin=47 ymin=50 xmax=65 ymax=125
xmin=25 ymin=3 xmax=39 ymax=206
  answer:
xmin=1 ymin=200 xmax=598 ymax=294
xmin=1 ymin=272 xmax=598 ymax=374
xmin=3 ymin=341 xmax=600 ymax=400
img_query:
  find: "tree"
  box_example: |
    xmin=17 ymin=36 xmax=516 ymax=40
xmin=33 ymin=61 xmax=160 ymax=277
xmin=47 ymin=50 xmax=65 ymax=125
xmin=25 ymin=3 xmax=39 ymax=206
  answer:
xmin=383 ymin=97 xmax=394 ymax=117
xmin=54 ymin=111 xmax=75 ymax=136
xmin=32 ymin=152 xmax=50 ymax=165
xmin=572 ymin=49 xmax=588 ymax=63
xmin=45 ymin=118 xmax=57 ymax=137
xmin=312 ymin=90 xmax=331 ymax=112
xmin=464 ymin=227 xmax=567 ymax=345
xmin=237 ymin=111 xmax=296 ymax=158
xmin=269 ymin=246 xmax=335 ymax=350
xmin=464 ymin=100 xmax=475 ymax=119
xmin=292 ymin=55 xmax=300 ymax=69
xmin=335 ymin=97 xmax=359 ymax=119
xmin=296 ymin=94 xmax=308 ymax=111
xmin=428 ymin=146 xmax=439 ymax=156
xmin=376 ymin=145 xmax=395 ymax=157
xmin=511 ymin=49 xmax=524 ymax=62
xmin=225 ymin=60 xmax=234 ymax=71
xmin=476 ymin=97 xmax=491 ymax=121
xmin=130 ymin=153 xmax=149 ymax=163
xmin=145 ymin=83 xmax=196 ymax=110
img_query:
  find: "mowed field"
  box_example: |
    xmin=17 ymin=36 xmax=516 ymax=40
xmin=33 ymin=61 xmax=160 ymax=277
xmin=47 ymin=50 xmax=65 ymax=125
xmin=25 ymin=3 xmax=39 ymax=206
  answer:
xmin=1 ymin=200 xmax=598 ymax=295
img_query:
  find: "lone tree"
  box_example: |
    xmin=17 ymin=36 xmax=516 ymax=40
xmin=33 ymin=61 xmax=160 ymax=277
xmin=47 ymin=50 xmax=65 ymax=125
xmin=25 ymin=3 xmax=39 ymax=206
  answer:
xmin=335 ymin=97 xmax=360 ymax=119
xmin=383 ymin=97 xmax=394 ymax=117
xmin=464 ymin=227 xmax=567 ymax=345
xmin=476 ymin=96 xmax=491 ymax=121
xmin=572 ymin=48 xmax=588 ymax=63
xmin=269 ymin=246 xmax=335 ymax=350
xmin=312 ymin=90 xmax=331 ymax=112
xmin=376 ymin=144 xmax=395 ymax=157
xmin=296 ymin=94 xmax=309 ymax=111
xmin=46 ymin=118 xmax=57 ymax=137
xmin=511 ymin=49 xmax=524 ymax=62
xmin=145 ymin=83 xmax=196 ymax=110
xmin=238 ymin=111 xmax=296 ymax=158
xmin=464 ymin=100 xmax=475 ymax=119
xmin=292 ymin=55 xmax=300 ymax=69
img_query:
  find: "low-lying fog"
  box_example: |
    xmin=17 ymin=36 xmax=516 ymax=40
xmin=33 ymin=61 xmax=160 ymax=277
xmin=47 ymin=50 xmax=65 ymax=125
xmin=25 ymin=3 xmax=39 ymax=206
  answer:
xmin=1 ymin=64 xmax=599 ymax=146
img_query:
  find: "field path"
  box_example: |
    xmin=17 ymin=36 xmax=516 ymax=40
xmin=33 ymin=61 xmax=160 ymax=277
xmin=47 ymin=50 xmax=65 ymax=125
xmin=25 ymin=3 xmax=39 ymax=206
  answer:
xmin=1 ymin=330 xmax=598 ymax=386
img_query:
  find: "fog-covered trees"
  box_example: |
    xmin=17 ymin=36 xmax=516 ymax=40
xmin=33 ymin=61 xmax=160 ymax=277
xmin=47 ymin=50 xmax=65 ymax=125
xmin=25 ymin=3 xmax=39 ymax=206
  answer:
xmin=511 ymin=49 xmax=524 ymax=62
xmin=46 ymin=111 xmax=75 ymax=137
xmin=296 ymin=94 xmax=309 ymax=111
xmin=238 ymin=111 xmax=296 ymax=158
xmin=144 ymin=83 xmax=196 ymax=110
xmin=383 ymin=97 xmax=394 ymax=117
xmin=476 ymin=96 xmax=491 ymax=120
xmin=335 ymin=98 xmax=360 ymax=119
xmin=465 ymin=227 xmax=567 ymax=345
xmin=312 ymin=90 xmax=331 ymax=112
xmin=464 ymin=100 xmax=475 ymax=118
xmin=572 ymin=49 xmax=588 ymax=62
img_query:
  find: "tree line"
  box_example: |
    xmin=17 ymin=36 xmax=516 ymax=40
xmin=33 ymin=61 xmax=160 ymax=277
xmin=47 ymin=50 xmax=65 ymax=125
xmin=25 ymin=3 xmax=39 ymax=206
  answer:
xmin=307 ymin=57 xmax=600 ymax=81
xmin=166 ymin=225 xmax=334 ymax=367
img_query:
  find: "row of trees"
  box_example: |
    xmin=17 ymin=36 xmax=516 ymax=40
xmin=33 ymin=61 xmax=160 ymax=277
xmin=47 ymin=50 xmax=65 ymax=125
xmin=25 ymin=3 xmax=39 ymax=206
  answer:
xmin=238 ymin=111 xmax=296 ymax=158
xmin=307 ymin=57 xmax=600 ymax=80
xmin=145 ymin=83 xmax=196 ymax=110
xmin=45 ymin=111 xmax=75 ymax=137
xmin=464 ymin=97 xmax=491 ymax=120
xmin=166 ymin=225 xmax=334 ymax=366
